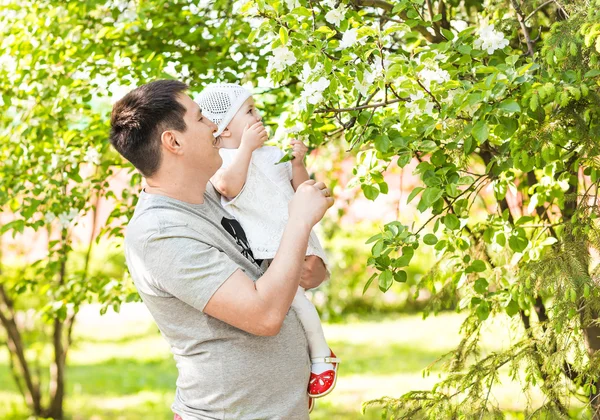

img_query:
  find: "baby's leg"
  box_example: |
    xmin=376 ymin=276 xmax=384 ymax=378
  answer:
xmin=291 ymin=287 xmax=333 ymax=375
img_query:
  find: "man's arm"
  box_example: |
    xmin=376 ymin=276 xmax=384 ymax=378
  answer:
xmin=204 ymin=180 xmax=333 ymax=336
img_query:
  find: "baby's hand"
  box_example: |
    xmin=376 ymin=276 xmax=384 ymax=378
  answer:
xmin=240 ymin=122 xmax=268 ymax=152
xmin=290 ymin=139 xmax=308 ymax=165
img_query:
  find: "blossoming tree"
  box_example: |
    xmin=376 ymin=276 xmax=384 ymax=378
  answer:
xmin=251 ymin=0 xmax=600 ymax=417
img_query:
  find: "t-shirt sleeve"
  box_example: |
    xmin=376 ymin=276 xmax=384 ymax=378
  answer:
xmin=143 ymin=227 xmax=240 ymax=312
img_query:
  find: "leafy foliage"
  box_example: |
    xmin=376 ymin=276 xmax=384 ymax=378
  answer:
xmin=4 ymin=0 xmax=600 ymax=418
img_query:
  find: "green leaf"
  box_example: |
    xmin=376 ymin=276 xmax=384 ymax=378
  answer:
xmin=394 ymin=270 xmax=407 ymax=282
xmin=362 ymin=184 xmax=380 ymax=201
xmin=275 ymin=149 xmax=295 ymax=165
xmin=291 ymin=6 xmax=312 ymax=16
xmin=378 ymin=270 xmax=394 ymax=292
xmin=476 ymin=301 xmax=490 ymax=321
xmin=443 ymin=214 xmax=460 ymax=230
xmin=422 ymin=187 xmax=442 ymax=207
xmin=505 ymin=299 xmax=520 ymax=317
xmin=509 ymin=235 xmax=529 ymax=252
xmin=363 ymin=273 xmax=377 ymax=295
xmin=372 ymin=240 xmax=384 ymax=257
xmin=378 ymin=182 xmax=389 ymax=194
xmin=374 ymin=135 xmax=390 ymax=153
xmin=366 ymin=233 xmax=382 ymax=244
xmin=407 ymin=187 xmax=425 ymax=204
xmin=498 ymin=99 xmax=521 ymax=113
xmin=468 ymin=260 xmax=487 ymax=273
xmin=472 ymin=120 xmax=489 ymax=143
xmin=423 ymin=233 xmax=438 ymax=245
xmin=474 ymin=278 xmax=489 ymax=294
xmin=279 ymin=27 xmax=288 ymax=45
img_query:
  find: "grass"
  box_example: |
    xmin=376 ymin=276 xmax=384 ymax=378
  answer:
xmin=0 ymin=304 xmax=584 ymax=419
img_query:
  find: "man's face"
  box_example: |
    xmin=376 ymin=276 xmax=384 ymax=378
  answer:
xmin=175 ymin=93 xmax=221 ymax=176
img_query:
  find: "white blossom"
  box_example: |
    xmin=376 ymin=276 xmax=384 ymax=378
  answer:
xmin=231 ymin=52 xmax=244 ymax=62
xmin=301 ymin=76 xmax=330 ymax=105
xmin=339 ymin=28 xmax=359 ymax=49
xmin=474 ymin=23 xmax=509 ymax=54
xmin=284 ymin=0 xmax=300 ymax=10
xmin=406 ymin=90 xmax=435 ymax=119
xmin=50 ymin=154 xmax=60 ymax=169
xmin=267 ymin=46 xmax=297 ymax=72
xmin=44 ymin=212 xmax=56 ymax=224
xmin=325 ymin=5 xmax=347 ymax=27
xmin=285 ymin=123 xmax=304 ymax=134
xmin=443 ymin=89 xmax=458 ymax=105
xmin=300 ymin=62 xmax=324 ymax=83
xmin=451 ymin=19 xmax=469 ymax=33
xmin=84 ymin=147 xmax=101 ymax=165
xmin=418 ymin=67 xmax=450 ymax=89
xmin=355 ymin=70 xmax=376 ymax=96
xmin=57 ymin=209 xmax=79 ymax=229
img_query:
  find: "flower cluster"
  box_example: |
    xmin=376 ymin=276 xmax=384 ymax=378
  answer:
xmin=267 ymin=46 xmax=297 ymax=72
xmin=474 ymin=23 xmax=509 ymax=54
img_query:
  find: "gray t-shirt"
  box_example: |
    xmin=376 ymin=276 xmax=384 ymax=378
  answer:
xmin=124 ymin=183 xmax=310 ymax=420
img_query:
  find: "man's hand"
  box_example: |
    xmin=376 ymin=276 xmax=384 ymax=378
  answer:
xmin=240 ymin=122 xmax=268 ymax=152
xmin=299 ymin=255 xmax=328 ymax=289
xmin=290 ymin=139 xmax=308 ymax=166
xmin=288 ymin=180 xmax=334 ymax=228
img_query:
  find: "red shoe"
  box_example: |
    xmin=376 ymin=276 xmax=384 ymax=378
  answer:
xmin=308 ymin=349 xmax=340 ymax=398
xmin=308 ymin=396 xmax=315 ymax=414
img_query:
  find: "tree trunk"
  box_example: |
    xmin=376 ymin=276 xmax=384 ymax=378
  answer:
xmin=583 ymin=321 xmax=600 ymax=419
xmin=46 ymin=317 xmax=65 ymax=420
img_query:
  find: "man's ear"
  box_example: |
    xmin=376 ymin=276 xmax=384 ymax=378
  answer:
xmin=160 ymin=130 xmax=183 ymax=155
xmin=220 ymin=127 xmax=232 ymax=137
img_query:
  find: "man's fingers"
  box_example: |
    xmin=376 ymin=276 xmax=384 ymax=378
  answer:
xmin=326 ymin=197 xmax=334 ymax=207
xmin=302 ymin=179 xmax=316 ymax=186
xmin=313 ymin=181 xmax=327 ymax=190
xmin=320 ymin=188 xmax=331 ymax=197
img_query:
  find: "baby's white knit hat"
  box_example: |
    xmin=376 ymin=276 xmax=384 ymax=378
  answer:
xmin=196 ymin=83 xmax=253 ymax=137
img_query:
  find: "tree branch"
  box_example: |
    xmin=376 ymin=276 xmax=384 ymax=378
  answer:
xmin=524 ymin=0 xmax=555 ymax=22
xmin=353 ymin=0 xmax=444 ymax=43
xmin=315 ymin=97 xmax=407 ymax=114
xmin=510 ymin=0 xmax=535 ymax=58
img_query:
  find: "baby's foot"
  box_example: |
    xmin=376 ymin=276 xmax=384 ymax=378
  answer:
xmin=308 ymin=349 xmax=340 ymax=398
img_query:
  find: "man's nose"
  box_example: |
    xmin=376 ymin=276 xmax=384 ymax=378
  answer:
xmin=256 ymin=113 xmax=262 ymax=122
xmin=210 ymin=120 xmax=218 ymax=133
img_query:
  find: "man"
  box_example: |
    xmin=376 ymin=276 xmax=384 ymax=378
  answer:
xmin=109 ymin=79 xmax=333 ymax=419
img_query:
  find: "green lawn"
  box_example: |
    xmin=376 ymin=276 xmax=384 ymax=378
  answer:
xmin=0 ymin=304 xmax=581 ymax=419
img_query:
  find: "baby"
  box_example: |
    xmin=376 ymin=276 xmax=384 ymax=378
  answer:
xmin=196 ymin=84 xmax=339 ymax=407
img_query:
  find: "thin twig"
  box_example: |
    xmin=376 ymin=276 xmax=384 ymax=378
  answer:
xmin=315 ymin=98 xmax=407 ymax=114
xmin=524 ymin=0 xmax=554 ymax=22
xmin=510 ymin=0 xmax=535 ymax=58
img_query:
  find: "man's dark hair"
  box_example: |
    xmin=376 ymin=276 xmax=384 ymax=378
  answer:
xmin=110 ymin=80 xmax=189 ymax=177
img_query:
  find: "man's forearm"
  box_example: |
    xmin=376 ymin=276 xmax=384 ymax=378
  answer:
xmin=255 ymin=217 xmax=312 ymax=327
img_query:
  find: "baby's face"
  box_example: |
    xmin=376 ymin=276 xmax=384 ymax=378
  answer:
xmin=224 ymin=97 xmax=263 ymax=146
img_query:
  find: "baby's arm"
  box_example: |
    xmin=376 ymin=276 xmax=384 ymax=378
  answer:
xmin=211 ymin=122 xmax=267 ymax=199
xmin=290 ymin=139 xmax=310 ymax=191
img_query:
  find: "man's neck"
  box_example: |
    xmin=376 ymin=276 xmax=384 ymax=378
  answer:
xmin=144 ymin=170 xmax=209 ymax=205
